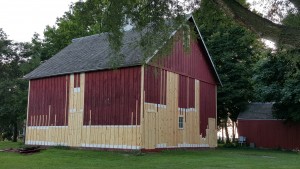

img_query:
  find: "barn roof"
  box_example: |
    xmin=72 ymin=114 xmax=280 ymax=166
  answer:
xmin=24 ymin=15 xmax=222 ymax=85
xmin=238 ymin=102 xmax=275 ymax=120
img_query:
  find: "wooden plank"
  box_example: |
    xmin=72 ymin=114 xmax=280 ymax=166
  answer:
xmin=26 ymin=81 xmax=31 ymax=127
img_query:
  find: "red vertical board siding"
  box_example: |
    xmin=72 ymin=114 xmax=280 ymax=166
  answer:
xmin=238 ymin=120 xmax=300 ymax=150
xmin=84 ymin=67 xmax=141 ymax=125
xmin=178 ymin=75 xmax=195 ymax=109
xmin=188 ymin=78 xmax=195 ymax=108
xmin=74 ymin=73 xmax=80 ymax=88
xmin=28 ymin=75 xmax=69 ymax=126
xmin=144 ymin=66 xmax=167 ymax=105
xmin=179 ymin=76 xmax=187 ymax=108
xmin=149 ymin=38 xmax=217 ymax=85
xmin=147 ymin=34 xmax=218 ymax=137
xmin=200 ymin=82 xmax=216 ymax=137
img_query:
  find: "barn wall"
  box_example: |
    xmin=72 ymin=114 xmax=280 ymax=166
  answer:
xmin=144 ymin=33 xmax=218 ymax=148
xmin=238 ymin=120 xmax=300 ymax=150
xmin=143 ymin=66 xmax=217 ymax=149
xmin=200 ymin=82 xmax=217 ymax=137
xmin=149 ymin=37 xmax=217 ymax=85
xmin=144 ymin=66 xmax=167 ymax=105
xmin=84 ymin=67 xmax=141 ymax=125
xmin=178 ymin=75 xmax=195 ymax=109
xmin=26 ymin=68 xmax=142 ymax=149
xmin=25 ymin=31 xmax=219 ymax=150
xmin=28 ymin=75 xmax=69 ymax=126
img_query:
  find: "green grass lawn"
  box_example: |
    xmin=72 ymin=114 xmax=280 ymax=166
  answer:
xmin=0 ymin=141 xmax=299 ymax=169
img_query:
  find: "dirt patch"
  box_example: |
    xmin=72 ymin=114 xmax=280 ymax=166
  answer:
xmin=1 ymin=146 xmax=45 ymax=155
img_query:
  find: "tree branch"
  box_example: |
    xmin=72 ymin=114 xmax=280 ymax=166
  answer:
xmin=289 ymin=0 xmax=300 ymax=11
xmin=214 ymin=0 xmax=300 ymax=48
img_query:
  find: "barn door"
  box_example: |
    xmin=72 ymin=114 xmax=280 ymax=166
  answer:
xmin=68 ymin=73 xmax=85 ymax=147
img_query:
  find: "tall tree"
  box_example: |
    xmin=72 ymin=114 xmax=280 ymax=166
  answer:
xmin=0 ymin=29 xmax=35 ymax=142
xmin=195 ymin=0 xmax=262 ymax=142
xmin=254 ymin=14 xmax=300 ymax=123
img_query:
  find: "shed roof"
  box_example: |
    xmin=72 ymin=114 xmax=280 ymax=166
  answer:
xmin=24 ymin=15 xmax=221 ymax=85
xmin=238 ymin=102 xmax=275 ymax=120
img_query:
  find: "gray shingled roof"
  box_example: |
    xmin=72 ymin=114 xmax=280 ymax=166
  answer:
xmin=24 ymin=31 xmax=144 ymax=79
xmin=238 ymin=102 xmax=275 ymax=120
xmin=24 ymin=15 xmax=222 ymax=85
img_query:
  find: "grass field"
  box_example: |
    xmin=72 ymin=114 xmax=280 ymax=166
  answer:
xmin=0 ymin=141 xmax=299 ymax=169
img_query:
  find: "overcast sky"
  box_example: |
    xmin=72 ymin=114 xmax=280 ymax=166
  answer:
xmin=0 ymin=0 xmax=77 ymax=42
xmin=0 ymin=0 xmax=269 ymax=43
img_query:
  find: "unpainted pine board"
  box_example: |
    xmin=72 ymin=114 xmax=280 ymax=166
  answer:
xmin=114 ymin=126 xmax=119 ymax=148
xmin=165 ymin=71 xmax=171 ymax=146
xmin=105 ymin=126 xmax=110 ymax=147
xmin=80 ymin=73 xmax=85 ymax=111
xmin=169 ymin=72 xmax=177 ymax=146
xmin=173 ymin=73 xmax=179 ymax=146
xmin=140 ymin=66 xmax=145 ymax=148
xmin=155 ymin=107 xmax=160 ymax=146
xmin=151 ymin=112 xmax=156 ymax=149
xmin=101 ymin=127 xmax=106 ymax=146
xmin=137 ymin=127 xmax=142 ymax=146
xmin=208 ymin=118 xmax=216 ymax=130
xmin=208 ymin=118 xmax=217 ymax=147
xmin=81 ymin=127 xmax=87 ymax=146
xmin=144 ymin=109 xmax=149 ymax=149
xmin=78 ymin=113 xmax=84 ymax=146
xmin=143 ymin=105 xmax=146 ymax=148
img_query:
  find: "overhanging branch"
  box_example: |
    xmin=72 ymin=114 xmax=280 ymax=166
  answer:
xmin=214 ymin=0 xmax=300 ymax=48
xmin=289 ymin=0 xmax=300 ymax=11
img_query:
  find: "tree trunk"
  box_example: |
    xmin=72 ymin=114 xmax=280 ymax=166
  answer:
xmin=232 ymin=121 xmax=235 ymax=141
xmin=213 ymin=0 xmax=300 ymax=48
xmin=12 ymin=122 xmax=18 ymax=142
xmin=224 ymin=119 xmax=230 ymax=143
xmin=221 ymin=126 xmax=224 ymax=142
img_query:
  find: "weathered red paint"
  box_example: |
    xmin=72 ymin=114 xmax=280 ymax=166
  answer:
xmin=179 ymin=75 xmax=195 ymax=109
xmin=74 ymin=73 xmax=80 ymax=88
xmin=200 ymin=82 xmax=216 ymax=137
xmin=28 ymin=75 xmax=69 ymax=126
xmin=84 ymin=67 xmax=141 ymax=125
xmin=148 ymin=35 xmax=218 ymax=137
xmin=238 ymin=120 xmax=300 ymax=150
xmin=144 ymin=66 xmax=167 ymax=105
xmin=149 ymin=38 xmax=217 ymax=85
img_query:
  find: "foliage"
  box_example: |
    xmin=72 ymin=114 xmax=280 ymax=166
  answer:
xmin=254 ymin=50 xmax=300 ymax=122
xmin=41 ymin=0 xmax=197 ymax=65
xmin=212 ymin=0 xmax=300 ymax=48
xmin=42 ymin=0 xmax=110 ymax=61
xmin=0 ymin=29 xmax=40 ymax=141
xmin=254 ymin=11 xmax=300 ymax=123
xmin=195 ymin=0 xmax=261 ymax=124
xmin=282 ymin=13 xmax=300 ymax=28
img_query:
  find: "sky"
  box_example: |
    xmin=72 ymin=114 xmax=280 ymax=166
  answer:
xmin=0 ymin=0 xmax=77 ymax=42
xmin=0 ymin=0 xmax=283 ymax=47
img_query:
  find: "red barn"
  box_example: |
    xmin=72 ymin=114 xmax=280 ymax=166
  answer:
xmin=24 ymin=15 xmax=221 ymax=150
xmin=238 ymin=102 xmax=300 ymax=150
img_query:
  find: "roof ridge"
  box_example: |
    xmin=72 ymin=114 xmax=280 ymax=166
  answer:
xmin=71 ymin=33 xmax=107 ymax=42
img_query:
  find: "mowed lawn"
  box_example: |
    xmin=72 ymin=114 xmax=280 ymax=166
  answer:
xmin=0 ymin=142 xmax=299 ymax=169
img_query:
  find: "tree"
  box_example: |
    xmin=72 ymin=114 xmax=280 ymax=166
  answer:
xmin=194 ymin=0 xmax=262 ymax=142
xmin=0 ymin=29 xmax=35 ymax=142
xmin=212 ymin=0 xmax=300 ymax=48
xmin=254 ymin=48 xmax=300 ymax=123
xmin=41 ymin=0 xmax=198 ymax=62
xmin=42 ymin=0 xmax=110 ymax=60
